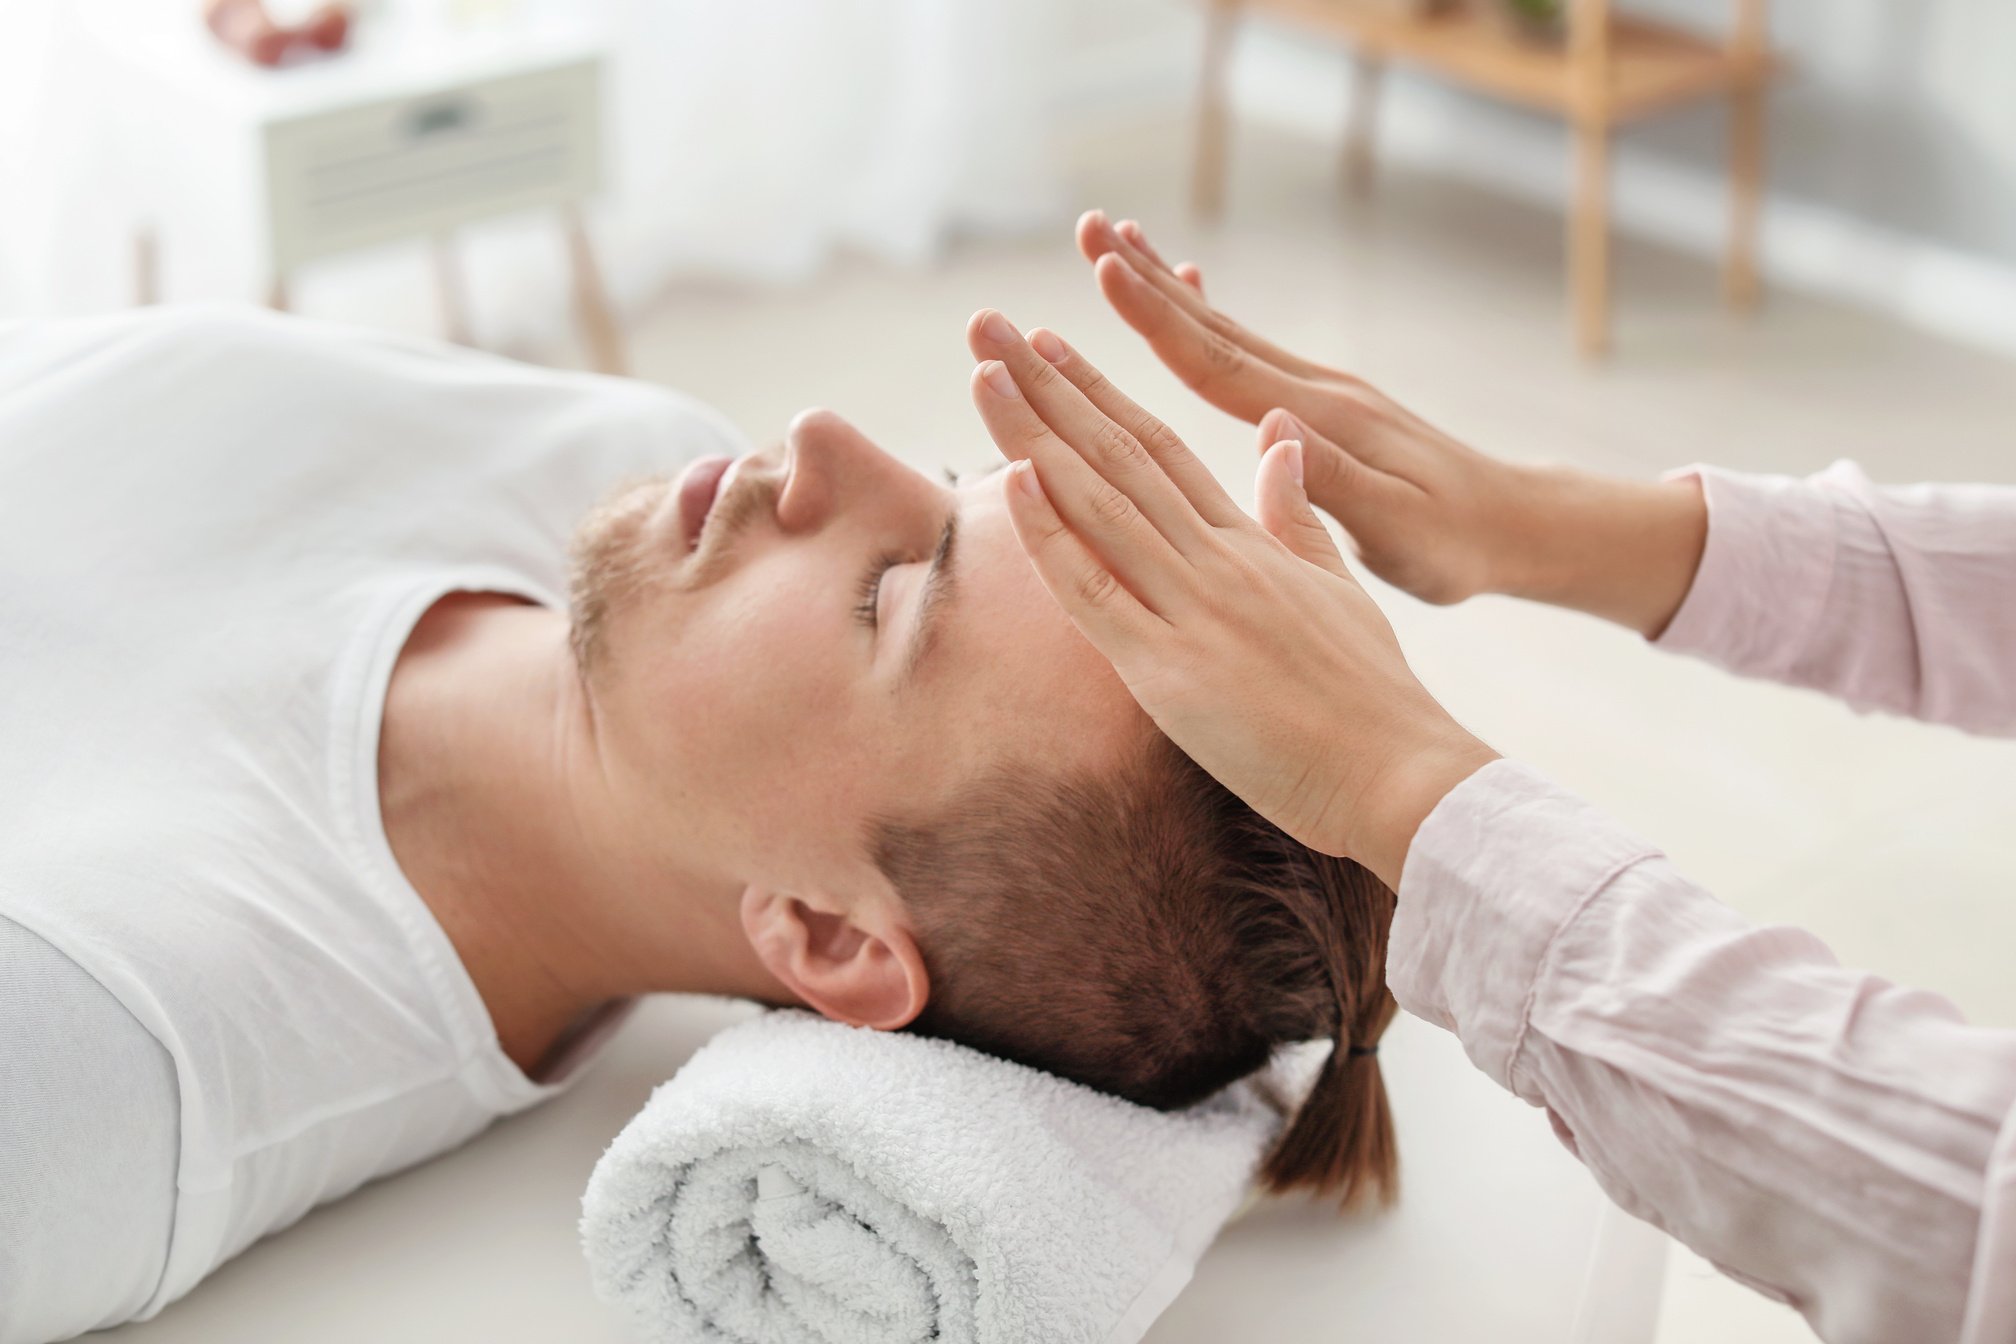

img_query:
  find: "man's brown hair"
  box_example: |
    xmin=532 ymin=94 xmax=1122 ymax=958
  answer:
xmin=873 ymin=733 xmax=1400 ymax=1208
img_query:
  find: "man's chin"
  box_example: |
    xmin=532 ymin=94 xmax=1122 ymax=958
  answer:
xmin=568 ymin=475 xmax=673 ymax=670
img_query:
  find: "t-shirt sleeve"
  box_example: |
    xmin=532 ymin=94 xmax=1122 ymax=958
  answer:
xmin=0 ymin=917 xmax=180 ymax=1344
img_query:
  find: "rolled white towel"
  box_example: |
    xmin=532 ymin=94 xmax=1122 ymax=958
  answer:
xmin=580 ymin=1010 xmax=1303 ymax=1344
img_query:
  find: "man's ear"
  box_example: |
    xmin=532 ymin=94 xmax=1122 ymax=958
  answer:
xmin=738 ymin=886 xmax=929 ymax=1031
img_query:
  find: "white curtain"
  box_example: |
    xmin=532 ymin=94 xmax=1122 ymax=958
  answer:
xmin=0 ymin=5 xmax=140 ymax=318
xmin=590 ymin=0 xmax=1065 ymax=288
xmin=0 ymin=0 xmax=1069 ymax=339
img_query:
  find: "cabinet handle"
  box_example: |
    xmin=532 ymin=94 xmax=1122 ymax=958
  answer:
xmin=405 ymin=98 xmax=476 ymax=139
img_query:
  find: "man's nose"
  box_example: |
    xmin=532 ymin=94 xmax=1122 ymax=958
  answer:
xmin=776 ymin=409 xmax=885 ymax=533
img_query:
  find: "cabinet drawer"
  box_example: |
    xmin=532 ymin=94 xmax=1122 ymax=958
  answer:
xmin=262 ymin=57 xmax=600 ymax=268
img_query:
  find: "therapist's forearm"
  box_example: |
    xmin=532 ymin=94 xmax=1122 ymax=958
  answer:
xmin=1495 ymin=467 xmax=1708 ymax=638
xmin=1393 ymin=760 xmax=2016 ymax=1344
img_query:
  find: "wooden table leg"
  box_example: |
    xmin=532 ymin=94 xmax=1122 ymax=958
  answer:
xmin=267 ymin=272 xmax=290 ymax=312
xmin=133 ymin=228 xmax=160 ymax=306
xmin=563 ymin=206 xmax=627 ymax=377
xmin=1571 ymin=118 xmax=1611 ymax=359
xmin=1192 ymin=0 xmax=1237 ymax=220
xmin=1725 ymin=0 xmax=1768 ymax=313
xmin=1724 ymin=79 xmax=1765 ymax=312
xmin=432 ymin=234 xmax=474 ymax=346
xmin=1568 ymin=0 xmax=1613 ymax=358
xmin=1342 ymin=50 xmax=1385 ymax=195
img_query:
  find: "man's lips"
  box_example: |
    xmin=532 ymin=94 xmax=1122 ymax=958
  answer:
xmin=674 ymin=455 xmax=734 ymax=552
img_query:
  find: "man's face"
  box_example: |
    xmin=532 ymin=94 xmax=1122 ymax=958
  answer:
xmin=571 ymin=409 xmax=1147 ymax=908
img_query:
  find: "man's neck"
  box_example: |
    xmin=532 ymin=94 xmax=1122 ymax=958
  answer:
xmin=376 ymin=593 xmax=787 ymax=1076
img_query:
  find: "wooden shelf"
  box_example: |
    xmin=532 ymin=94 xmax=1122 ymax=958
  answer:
xmin=1243 ymin=1 xmax=1774 ymax=121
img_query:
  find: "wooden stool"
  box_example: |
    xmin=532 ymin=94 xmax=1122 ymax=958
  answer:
xmin=1194 ymin=0 xmax=1779 ymax=357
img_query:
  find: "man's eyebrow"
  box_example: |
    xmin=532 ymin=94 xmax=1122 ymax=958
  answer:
xmin=898 ymin=506 xmax=960 ymax=689
xmin=944 ymin=461 xmax=1010 ymax=489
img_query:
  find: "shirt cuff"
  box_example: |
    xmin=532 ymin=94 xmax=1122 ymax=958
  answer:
xmin=1389 ymin=759 xmax=1661 ymax=1101
xmin=1654 ymin=465 xmax=1841 ymax=679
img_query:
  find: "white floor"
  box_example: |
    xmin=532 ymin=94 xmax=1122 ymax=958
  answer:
xmin=611 ymin=114 xmax=2016 ymax=1344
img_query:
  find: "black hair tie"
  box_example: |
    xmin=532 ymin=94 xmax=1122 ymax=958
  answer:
xmin=1346 ymin=1044 xmax=1378 ymax=1058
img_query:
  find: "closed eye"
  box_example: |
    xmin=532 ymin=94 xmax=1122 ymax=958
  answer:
xmin=853 ymin=553 xmax=899 ymax=630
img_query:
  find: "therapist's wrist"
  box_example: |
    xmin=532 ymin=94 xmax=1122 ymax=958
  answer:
xmin=1498 ymin=467 xmax=1708 ymax=638
xmin=1343 ymin=728 xmax=1500 ymax=892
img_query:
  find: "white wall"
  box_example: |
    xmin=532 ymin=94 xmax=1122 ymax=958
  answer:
xmin=1632 ymin=0 xmax=2016 ymax=265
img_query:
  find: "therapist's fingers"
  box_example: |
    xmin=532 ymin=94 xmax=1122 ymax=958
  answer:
xmin=1001 ymin=459 xmax=1163 ymax=654
xmin=1255 ymin=407 xmax=1409 ymax=518
xmin=1253 ymin=441 xmax=1353 ymax=583
xmin=1111 ymin=218 xmax=1182 ymax=285
xmin=1016 ymin=324 xmax=1246 ymax=531
xmin=969 ymin=361 xmax=1191 ymax=615
xmin=1092 ymin=252 xmax=1329 ymax=429
xmin=1088 ymin=212 xmax=1333 ymax=383
xmin=967 ymin=311 xmax=1226 ymax=557
xmin=1114 ymin=220 xmax=1204 ymax=296
xmin=1106 ymin=215 xmax=1167 ymax=267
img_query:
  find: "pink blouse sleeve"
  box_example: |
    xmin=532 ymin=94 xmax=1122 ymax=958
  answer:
xmin=1390 ymin=759 xmax=2016 ymax=1344
xmin=1656 ymin=463 xmax=2016 ymax=736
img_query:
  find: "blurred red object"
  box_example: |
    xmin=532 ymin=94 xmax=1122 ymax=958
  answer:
xmin=203 ymin=0 xmax=352 ymax=67
xmin=300 ymin=5 xmax=351 ymax=52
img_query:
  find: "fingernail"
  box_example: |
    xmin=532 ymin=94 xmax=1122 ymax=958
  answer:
xmin=980 ymin=311 xmax=1016 ymax=345
xmin=1029 ymin=329 xmax=1067 ymax=364
xmin=1272 ymin=410 xmax=1306 ymax=439
xmin=981 ymin=360 xmax=1020 ymax=399
xmin=1012 ymin=458 xmax=1044 ymax=500
xmin=1284 ymin=440 xmax=1304 ymax=488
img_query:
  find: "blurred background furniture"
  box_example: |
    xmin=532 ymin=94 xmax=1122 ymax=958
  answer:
xmin=1194 ymin=0 xmax=1778 ymax=356
xmin=2 ymin=0 xmax=1063 ymax=362
xmin=86 ymin=5 xmax=627 ymax=372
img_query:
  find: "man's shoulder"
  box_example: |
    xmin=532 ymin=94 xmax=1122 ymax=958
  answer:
xmin=0 ymin=913 xmax=171 ymax=1058
xmin=0 ymin=914 xmax=181 ymax=1343
xmin=0 ymin=301 xmax=293 ymax=377
xmin=0 ymin=303 xmax=748 ymax=461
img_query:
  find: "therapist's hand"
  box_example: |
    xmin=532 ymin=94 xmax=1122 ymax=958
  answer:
xmin=1077 ymin=212 xmax=1709 ymax=638
xmin=966 ymin=309 xmax=1498 ymax=886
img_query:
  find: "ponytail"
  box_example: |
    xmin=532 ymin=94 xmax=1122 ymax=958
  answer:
xmin=1258 ymin=853 xmax=1401 ymax=1209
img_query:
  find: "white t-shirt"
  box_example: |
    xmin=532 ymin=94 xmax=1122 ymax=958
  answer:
xmin=0 ymin=307 xmax=744 ymax=1343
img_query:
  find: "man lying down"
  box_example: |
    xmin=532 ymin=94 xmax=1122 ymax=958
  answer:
xmin=0 ymin=306 xmax=1398 ymax=1343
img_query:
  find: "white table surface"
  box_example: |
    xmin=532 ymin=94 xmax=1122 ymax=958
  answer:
xmin=77 ymin=1 xmax=600 ymax=121
xmin=102 ymin=998 xmax=1666 ymax=1344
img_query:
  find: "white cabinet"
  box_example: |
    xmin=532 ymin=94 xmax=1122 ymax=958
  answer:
xmin=262 ymin=55 xmax=600 ymax=270
xmin=80 ymin=5 xmax=624 ymax=371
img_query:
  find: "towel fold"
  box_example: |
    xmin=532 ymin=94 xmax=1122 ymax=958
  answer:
xmin=580 ymin=1010 xmax=1302 ymax=1344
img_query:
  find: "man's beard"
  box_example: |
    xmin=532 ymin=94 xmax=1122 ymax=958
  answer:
xmin=567 ymin=475 xmax=672 ymax=674
xmin=567 ymin=457 xmax=780 ymax=675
